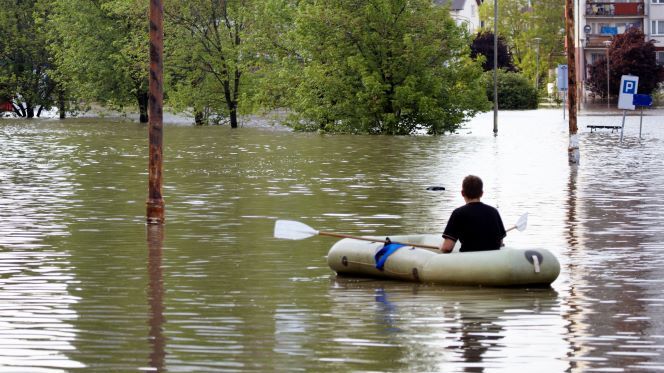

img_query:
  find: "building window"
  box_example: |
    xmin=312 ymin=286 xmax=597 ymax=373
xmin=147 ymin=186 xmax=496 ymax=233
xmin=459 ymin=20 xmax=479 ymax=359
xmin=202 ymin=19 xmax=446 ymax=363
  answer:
xmin=657 ymin=52 xmax=664 ymax=65
xmin=591 ymin=53 xmax=606 ymax=64
xmin=652 ymin=20 xmax=664 ymax=35
xmin=653 ymin=0 xmax=664 ymax=4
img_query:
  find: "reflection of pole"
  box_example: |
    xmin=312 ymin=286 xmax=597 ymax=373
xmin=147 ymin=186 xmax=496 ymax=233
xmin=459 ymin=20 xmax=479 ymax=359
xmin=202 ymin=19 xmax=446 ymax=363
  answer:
xmin=147 ymin=0 xmax=165 ymax=224
xmin=639 ymin=106 xmax=644 ymax=140
xmin=493 ymin=0 xmax=498 ymax=135
xmin=147 ymin=225 xmax=166 ymax=372
xmin=604 ymin=40 xmax=611 ymax=109
xmin=565 ymin=0 xmax=579 ymax=164
xmin=620 ymin=110 xmax=626 ymax=143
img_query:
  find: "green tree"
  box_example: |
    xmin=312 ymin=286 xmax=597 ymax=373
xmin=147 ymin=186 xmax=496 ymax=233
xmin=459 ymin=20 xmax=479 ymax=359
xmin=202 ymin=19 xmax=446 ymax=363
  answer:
xmin=484 ymin=69 xmax=538 ymax=110
xmin=470 ymin=31 xmax=516 ymax=72
xmin=165 ymin=0 xmax=261 ymax=127
xmin=283 ymin=0 xmax=488 ymax=135
xmin=587 ymin=28 xmax=664 ymax=97
xmin=48 ymin=0 xmax=150 ymax=122
xmin=480 ymin=0 xmax=565 ymax=90
xmin=0 ymin=0 xmax=57 ymax=118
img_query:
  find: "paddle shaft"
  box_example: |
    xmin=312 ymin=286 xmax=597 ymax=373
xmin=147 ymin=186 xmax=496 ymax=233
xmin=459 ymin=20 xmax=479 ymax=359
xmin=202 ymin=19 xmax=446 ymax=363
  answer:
xmin=318 ymin=231 xmax=441 ymax=251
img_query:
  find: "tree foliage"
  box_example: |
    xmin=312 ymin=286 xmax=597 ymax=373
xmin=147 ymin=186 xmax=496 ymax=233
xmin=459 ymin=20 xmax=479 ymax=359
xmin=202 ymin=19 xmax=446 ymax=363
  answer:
xmin=0 ymin=0 xmax=58 ymax=117
xmin=484 ymin=69 xmax=538 ymax=110
xmin=480 ymin=0 xmax=565 ymax=90
xmin=470 ymin=32 xmax=516 ymax=72
xmin=166 ymin=0 xmax=262 ymax=127
xmin=587 ymin=28 xmax=664 ymax=97
xmin=4 ymin=0 xmax=493 ymax=132
xmin=48 ymin=0 xmax=151 ymax=122
xmin=283 ymin=0 xmax=489 ymax=134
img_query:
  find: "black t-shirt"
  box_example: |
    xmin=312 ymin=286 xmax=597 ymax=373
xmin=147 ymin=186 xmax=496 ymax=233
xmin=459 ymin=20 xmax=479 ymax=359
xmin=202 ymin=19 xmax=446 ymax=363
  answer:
xmin=442 ymin=202 xmax=506 ymax=252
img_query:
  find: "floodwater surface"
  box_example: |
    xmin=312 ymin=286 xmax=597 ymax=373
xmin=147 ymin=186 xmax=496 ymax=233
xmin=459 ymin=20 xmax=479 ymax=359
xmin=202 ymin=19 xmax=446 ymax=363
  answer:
xmin=1 ymin=110 xmax=664 ymax=372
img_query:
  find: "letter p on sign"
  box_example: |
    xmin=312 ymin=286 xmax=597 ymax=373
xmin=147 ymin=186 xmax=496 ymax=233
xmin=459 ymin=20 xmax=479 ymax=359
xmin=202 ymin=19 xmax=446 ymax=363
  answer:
xmin=623 ymin=80 xmax=636 ymax=94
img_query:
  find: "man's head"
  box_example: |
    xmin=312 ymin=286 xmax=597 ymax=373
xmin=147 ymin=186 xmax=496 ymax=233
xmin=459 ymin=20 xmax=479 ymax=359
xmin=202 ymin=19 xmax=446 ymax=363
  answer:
xmin=461 ymin=175 xmax=483 ymax=200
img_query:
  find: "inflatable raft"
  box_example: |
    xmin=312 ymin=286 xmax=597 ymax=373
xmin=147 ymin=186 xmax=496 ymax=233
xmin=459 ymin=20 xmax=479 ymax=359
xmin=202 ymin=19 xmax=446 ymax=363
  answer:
xmin=327 ymin=234 xmax=560 ymax=287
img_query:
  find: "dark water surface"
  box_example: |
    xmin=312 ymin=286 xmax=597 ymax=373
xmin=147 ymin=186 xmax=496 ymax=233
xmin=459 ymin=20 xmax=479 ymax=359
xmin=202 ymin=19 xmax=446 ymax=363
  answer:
xmin=1 ymin=110 xmax=664 ymax=372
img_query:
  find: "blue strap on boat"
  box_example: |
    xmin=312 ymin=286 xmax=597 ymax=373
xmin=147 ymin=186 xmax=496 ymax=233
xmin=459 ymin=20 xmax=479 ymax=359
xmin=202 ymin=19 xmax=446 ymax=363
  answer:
xmin=375 ymin=241 xmax=406 ymax=270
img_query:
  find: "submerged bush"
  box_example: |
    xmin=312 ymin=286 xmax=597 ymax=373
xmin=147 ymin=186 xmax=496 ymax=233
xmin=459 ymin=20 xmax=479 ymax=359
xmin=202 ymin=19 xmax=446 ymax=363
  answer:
xmin=484 ymin=70 xmax=538 ymax=110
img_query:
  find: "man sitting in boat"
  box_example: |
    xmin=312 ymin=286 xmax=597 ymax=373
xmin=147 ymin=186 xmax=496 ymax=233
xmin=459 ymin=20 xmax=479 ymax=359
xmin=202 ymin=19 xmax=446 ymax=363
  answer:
xmin=440 ymin=175 xmax=506 ymax=253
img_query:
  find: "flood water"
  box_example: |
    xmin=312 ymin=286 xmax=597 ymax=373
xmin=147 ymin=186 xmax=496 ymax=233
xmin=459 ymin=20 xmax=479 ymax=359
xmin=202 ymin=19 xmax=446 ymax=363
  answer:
xmin=1 ymin=109 xmax=664 ymax=372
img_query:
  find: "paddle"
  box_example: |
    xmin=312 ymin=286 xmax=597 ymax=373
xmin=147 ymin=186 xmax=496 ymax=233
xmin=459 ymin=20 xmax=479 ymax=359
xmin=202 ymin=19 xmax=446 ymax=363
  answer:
xmin=506 ymin=213 xmax=528 ymax=233
xmin=275 ymin=213 xmax=527 ymax=251
xmin=274 ymin=220 xmax=441 ymax=250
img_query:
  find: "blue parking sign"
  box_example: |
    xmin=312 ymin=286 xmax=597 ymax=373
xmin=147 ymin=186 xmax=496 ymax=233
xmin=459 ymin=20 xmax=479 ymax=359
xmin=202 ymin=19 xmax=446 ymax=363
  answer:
xmin=623 ymin=80 xmax=637 ymax=94
xmin=618 ymin=75 xmax=639 ymax=110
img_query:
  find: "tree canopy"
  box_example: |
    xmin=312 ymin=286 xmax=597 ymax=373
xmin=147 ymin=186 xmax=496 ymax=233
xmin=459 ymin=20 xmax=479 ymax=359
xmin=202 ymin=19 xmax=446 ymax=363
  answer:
xmin=48 ymin=0 xmax=151 ymax=122
xmin=480 ymin=0 xmax=566 ymax=90
xmin=0 ymin=0 xmax=57 ymax=118
xmin=283 ymin=0 xmax=489 ymax=134
xmin=471 ymin=32 xmax=516 ymax=72
xmin=587 ymin=28 xmax=664 ymax=97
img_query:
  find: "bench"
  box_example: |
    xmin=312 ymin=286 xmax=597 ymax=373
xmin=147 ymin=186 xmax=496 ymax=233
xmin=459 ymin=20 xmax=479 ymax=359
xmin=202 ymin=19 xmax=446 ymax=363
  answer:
xmin=587 ymin=125 xmax=622 ymax=133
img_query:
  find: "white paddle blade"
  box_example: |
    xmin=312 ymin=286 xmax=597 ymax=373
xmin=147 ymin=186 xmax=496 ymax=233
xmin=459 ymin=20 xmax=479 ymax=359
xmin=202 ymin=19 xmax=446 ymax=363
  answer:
xmin=274 ymin=220 xmax=319 ymax=240
xmin=515 ymin=213 xmax=528 ymax=232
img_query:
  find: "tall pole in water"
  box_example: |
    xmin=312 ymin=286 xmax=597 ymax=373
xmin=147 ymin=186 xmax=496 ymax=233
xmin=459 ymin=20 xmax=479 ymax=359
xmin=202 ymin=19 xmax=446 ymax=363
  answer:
xmin=534 ymin=37 xmax=542 ymax=93
xmin=604 ymin=40 xmax=611 ymax=108
xmin=565 ymin=0 xmax=579 ymax=164
xmin=493 ymin=0 xmax=498 ymax=135
xmin=147 ymin=0 xmax=165 ymax=223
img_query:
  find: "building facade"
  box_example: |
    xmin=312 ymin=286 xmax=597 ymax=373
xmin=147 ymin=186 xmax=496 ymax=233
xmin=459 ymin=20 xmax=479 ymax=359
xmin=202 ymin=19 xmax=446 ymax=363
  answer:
xmin=577 ymin=0 xmax=664 ymax=96
xmin=435 ymin=0 xmax=483 ymax=34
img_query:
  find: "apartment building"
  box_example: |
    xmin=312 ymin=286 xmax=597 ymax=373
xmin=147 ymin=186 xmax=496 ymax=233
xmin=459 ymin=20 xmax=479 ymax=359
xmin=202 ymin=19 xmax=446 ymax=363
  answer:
xmin=577 ymin=0 xmax=664 ymax=93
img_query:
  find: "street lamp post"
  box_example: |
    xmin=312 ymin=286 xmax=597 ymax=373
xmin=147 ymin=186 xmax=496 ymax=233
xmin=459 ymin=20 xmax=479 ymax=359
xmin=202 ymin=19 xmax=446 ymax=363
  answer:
xmin=604 ymin=40 xmax=611 ymax=108
xmin=534 ymin=37 xmax=542 ymax=93
xmin=493 ymin=0 xmax=498 ymax=135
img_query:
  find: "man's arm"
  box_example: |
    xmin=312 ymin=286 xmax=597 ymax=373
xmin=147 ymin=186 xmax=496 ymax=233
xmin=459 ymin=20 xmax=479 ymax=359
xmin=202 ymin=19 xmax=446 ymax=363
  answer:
xmin=440 ymin=238 xmax=456 ymax=253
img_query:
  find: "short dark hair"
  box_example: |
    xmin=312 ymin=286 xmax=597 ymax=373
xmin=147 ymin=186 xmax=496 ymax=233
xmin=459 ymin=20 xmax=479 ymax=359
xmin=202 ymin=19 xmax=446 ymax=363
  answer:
xmin=462 ymin=175 xmax=483 ymax=199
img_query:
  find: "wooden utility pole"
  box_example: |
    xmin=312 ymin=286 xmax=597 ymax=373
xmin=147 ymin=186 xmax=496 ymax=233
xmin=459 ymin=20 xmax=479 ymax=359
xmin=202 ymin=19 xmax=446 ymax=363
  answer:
xmin=565 ymin=0 xmax=580 ymax=164
xmin=147 ymin=0 xmax=165 ymax=223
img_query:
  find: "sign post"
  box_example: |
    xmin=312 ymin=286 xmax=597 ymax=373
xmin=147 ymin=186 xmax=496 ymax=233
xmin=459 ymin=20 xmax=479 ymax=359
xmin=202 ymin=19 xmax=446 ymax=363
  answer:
xmin=633 ymin=94 xmax=652 ymax=140
xmin=557 ymin=65 xmax=568 ymax=119
xmin=617 ymin=75 xmax=638 ymax=143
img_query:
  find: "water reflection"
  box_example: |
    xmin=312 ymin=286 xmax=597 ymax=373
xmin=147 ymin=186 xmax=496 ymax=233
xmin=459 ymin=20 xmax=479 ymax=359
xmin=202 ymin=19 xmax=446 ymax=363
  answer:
xmin=0 ymin=121 xmax=84 ymax=371
xmin=146 ymin=225 xmax=166 ymax=372
xmin=327 ymin=278 xmax=564 ymax=372
xmin=3 ymin=112 xmax=664 ymax=371
xmin=560 ymin=115 xmax=664 ymax=371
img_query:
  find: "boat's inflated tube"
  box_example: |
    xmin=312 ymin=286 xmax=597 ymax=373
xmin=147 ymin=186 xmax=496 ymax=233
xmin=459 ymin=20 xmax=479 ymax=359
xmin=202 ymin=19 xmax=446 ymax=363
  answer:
xmin=327 ymin=234 xmax=560 ymax=287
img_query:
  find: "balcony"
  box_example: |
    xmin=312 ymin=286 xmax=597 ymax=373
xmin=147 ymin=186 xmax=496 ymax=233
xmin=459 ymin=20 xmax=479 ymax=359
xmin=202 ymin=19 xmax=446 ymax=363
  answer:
xmin=586 ymin=2 xmax=644 ymax=17
xmin=585 ymin=35 xmax=613 ymax=48
xmin=584 ymin=25 xmax=642 ymax=48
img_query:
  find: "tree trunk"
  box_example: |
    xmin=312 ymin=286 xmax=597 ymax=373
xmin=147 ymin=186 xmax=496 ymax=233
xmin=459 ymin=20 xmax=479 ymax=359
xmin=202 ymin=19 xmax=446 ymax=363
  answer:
xmin=26 ymin=104 xmax=34 ymax=118
xmin=59 ymin=89 xmax=66 ymax=119
xmin=229 ymin=106 xmax=238 ymax=128
xmin=36 ymin=105 xmax=44 ymax=117
xmin=138 ymin=90 xmax=149 ymax=123
xmin=11 ymin=103 xmax=24 ymax=117
xmin=194 ymin=110 xmax=206 ymax=125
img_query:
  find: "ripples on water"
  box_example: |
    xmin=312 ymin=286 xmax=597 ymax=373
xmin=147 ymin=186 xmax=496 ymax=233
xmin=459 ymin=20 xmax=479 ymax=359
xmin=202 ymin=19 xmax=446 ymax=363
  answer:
xmin=1 ymin=112 xmax=664 ymax=371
